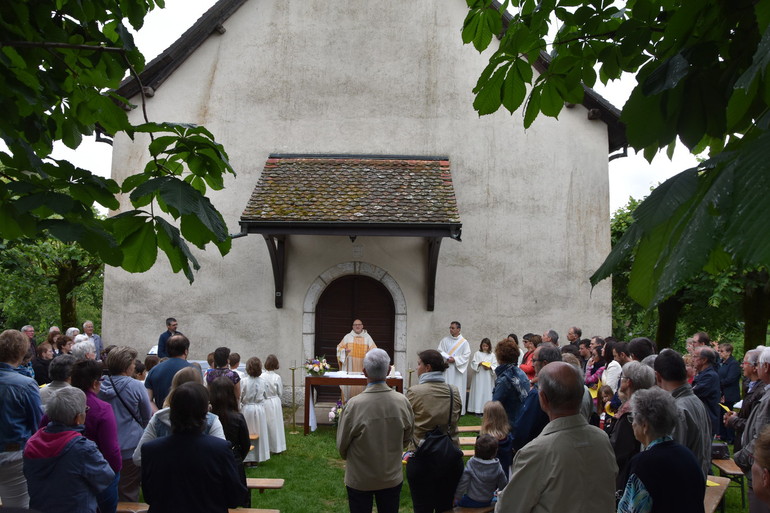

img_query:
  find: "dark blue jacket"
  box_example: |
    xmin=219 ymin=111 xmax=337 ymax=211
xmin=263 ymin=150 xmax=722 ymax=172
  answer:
xmin=718 ymin=356 xmax=741 ymax=406
xmin=142 ymin=432 xmax=247 ymax=513
xmin=492 ymin=363 xmax=529 ymax=431
xmin=693 ymin=365 xmax=721 ymax=435
xmin=511 ymin=386 xmax=549 ymax=451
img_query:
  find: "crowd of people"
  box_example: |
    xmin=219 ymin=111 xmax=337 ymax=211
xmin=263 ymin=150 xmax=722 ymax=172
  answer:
xmin=335 ymin=323 xmax=770 ymax=513
xmin=0 ymin=321 xmax=285 ymax=513
xmin=7 ymin=317 xmax=770 ymax=513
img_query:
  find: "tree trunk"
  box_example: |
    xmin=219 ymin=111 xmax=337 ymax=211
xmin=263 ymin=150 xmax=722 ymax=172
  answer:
xmin=656 ymin=292 xmax=684 ymax=349
xmin=742 ymin=270 xmax=770 ymax=351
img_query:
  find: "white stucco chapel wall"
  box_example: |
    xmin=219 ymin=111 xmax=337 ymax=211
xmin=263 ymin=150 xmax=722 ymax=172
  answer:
xmin=104 ymin=0 xmax=613 ymax=389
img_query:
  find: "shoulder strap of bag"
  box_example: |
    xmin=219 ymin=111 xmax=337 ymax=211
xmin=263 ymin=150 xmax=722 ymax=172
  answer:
xmin=109 ymin=375 xmax=144 ymax=426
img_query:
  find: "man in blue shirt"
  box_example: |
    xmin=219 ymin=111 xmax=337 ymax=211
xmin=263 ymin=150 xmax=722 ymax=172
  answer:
xmin=145 ymin=334 xmax=192 ymax=409
xmin=157 ymin=318 xmax=181 ymax=359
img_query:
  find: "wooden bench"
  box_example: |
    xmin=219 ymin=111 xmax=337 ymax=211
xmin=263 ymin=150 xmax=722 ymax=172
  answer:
xmin=457 ymin=425 xmax=481 ymax=433
xmin=705 ymin=475 xmax=730 ymax=513
xmin=246 ymin=477 xmax=285 ymax=493
xmin=462 ymin=449 xmax=474 ymax=457
xmin=452 ymin=506 xmax=494 ymax=513
xmin=460 ymin=436 xmax=477 ymax=445
xmin=712 ymin=458 xmax=746 ymax=510
xmin=117 ymin=502 xmax=149 ymax=513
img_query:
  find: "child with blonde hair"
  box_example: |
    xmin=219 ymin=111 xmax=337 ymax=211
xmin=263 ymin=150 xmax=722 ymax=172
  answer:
xmin=480 ymin=401 xmax=514 ymax=479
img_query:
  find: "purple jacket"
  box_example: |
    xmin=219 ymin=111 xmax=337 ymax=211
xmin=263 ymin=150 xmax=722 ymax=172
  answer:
xmin=41 ymin=390 xmax=122 ymax=473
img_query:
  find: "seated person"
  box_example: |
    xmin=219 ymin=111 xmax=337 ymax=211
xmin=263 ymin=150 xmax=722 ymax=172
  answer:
xmin=141 ymin=382 xmax=248 ymax=513
xmin=23 ymin=387 xmax=115 ymax=513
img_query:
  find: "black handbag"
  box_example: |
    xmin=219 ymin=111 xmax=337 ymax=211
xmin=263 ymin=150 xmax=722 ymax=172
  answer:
xmin=413 ymin=385 xmax=462 ymax=466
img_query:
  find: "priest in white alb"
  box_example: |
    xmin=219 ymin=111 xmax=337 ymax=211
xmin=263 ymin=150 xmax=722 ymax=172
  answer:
xmin=336 ymin=319 xmax=377 ymax=401
xmin=438 ymin=321 xmax=471 ymax=414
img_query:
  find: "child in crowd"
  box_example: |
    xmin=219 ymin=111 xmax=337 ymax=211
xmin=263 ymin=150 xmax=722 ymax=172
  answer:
xmin=480 ymin=400 xmax=514 ymax=479
xmin=209 ymin=377 xmax=251 ymax=507
xmin=598 ymin=385 xmax=614 ymax=432
xmin=143 ymin=355 xmax=159 ymax=375
xmin=467 ymin=339 xmax=498 ymax=415
xmin=229 ymin=352 xmax=246 ymax=380
xmin=132 ymin=360 xmax=146 ymax=382
xmin=241 ymin=357 xmax=270 ymax=463
xmin=454 ymin=434 xmax=508 ymax=508
xmin=262 ymin=354 xmax=287 ymax=453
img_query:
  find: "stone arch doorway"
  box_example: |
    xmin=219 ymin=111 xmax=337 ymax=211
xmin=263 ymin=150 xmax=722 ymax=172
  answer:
xmin=302 ymin=262 xmax=408 ymax=398
xmin=315 ymin=275 xmax=395 ymax=367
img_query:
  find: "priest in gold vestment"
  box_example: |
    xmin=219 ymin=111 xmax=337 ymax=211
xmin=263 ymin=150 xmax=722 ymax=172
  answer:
xmin=336 ymin=319 xmax=377 ymax=401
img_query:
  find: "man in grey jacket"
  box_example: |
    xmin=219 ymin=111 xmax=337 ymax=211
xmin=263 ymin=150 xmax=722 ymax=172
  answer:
xmin=336 ymin=348 xmax=414 ymax=513
xmin=654 ymin=348 xmax=712 ymax=478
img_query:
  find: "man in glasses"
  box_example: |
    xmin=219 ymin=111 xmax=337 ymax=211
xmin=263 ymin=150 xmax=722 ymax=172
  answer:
xmin=725 ymin=349 xmax=765 ymax=453
xmin=337 ymin=319 xmax=377 ymax=401
xmin=437 ymin=321 xmax=471 ymax=415
xmin=157 ymin=317 xmax=181 ymax=359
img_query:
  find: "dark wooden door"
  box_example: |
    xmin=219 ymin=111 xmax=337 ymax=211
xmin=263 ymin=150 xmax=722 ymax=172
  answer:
xmin=314 ymin=275 xmax=395 ymax=401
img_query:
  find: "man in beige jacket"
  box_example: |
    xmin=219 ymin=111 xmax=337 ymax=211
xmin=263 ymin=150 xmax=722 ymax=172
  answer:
xmin=336 ymin=349 xmax=414 ymax=513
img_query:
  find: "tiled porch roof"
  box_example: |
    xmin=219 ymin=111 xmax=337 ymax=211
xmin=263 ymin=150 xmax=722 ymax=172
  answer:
xmin=241 ymin=155 xmax=460 ymax=224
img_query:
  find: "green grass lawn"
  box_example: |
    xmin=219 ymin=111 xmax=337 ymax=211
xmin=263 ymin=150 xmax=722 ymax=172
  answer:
xmin=246 ymin=412 xmax=746 ymax=513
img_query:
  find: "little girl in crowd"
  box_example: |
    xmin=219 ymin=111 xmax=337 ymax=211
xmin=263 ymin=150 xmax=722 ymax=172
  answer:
xmin=262 ymin=354 xmax=287 ymax=454
xmin=467 ymin=339 xmax=498 ymax=415
xmin=240 ymin=357 xmax=270 ymax=463
xmin=479 ymin=400 xmax=514 ymax=479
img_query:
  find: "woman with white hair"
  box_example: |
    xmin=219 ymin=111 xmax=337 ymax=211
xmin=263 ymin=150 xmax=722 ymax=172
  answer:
xmin=23 ymin=387 xmax=115 ymax=513
xmin=71 ymin=339 xmax=97 ymax=361
xmin=608 ymin=360 xmax=655 ymax=496
xmin=617 ymin=387 xmax=705 ymax=512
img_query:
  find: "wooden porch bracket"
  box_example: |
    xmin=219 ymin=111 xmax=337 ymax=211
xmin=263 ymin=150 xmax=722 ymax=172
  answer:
xmin=426 ymin=237 xmax=442 ymax=311
xmin=263 ymin=234 xmax=286 ymax=308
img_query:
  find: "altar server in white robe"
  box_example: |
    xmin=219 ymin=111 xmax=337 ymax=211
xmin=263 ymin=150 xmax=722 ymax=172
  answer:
xmin=438 ymin=321 xmax=472 ymax=414
xmin=467 ymin=338 xmax=498 ymax=414
xmin=336 ymin=319 xmax=377 ymax=401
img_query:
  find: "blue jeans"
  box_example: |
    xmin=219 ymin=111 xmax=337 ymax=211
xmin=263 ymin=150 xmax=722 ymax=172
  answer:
xmin=458 ymin=494 xmax=492 ymax=508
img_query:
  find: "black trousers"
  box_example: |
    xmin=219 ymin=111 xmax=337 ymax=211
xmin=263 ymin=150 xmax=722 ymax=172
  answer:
xmin=346 ymin=483 xmax=402 ymax=513
xmin=406 ymin=453 xmax=463 ymax=513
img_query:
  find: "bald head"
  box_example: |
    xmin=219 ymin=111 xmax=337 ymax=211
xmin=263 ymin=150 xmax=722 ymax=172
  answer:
xmin=538 ymin=361 xmax=584 ymax=419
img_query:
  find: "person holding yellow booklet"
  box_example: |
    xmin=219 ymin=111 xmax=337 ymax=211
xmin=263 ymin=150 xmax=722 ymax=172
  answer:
xmin=467 ymin=339 xmax=497 ymax=415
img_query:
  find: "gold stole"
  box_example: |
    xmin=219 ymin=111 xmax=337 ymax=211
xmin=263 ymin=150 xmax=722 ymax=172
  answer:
xmin=447 ymin=337 xmax=466 ymax=356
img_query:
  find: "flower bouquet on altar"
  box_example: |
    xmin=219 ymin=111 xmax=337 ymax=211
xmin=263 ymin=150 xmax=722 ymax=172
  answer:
xmin=328 ymin=399 xmax=344 ymax=427
xmin=305 ymin=356 xmax=331 ymax=376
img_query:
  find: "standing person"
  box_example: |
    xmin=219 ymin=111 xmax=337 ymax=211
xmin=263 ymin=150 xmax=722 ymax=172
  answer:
xmin=453 ymin=434 xmax=507 ymax=508
xmin=495 ymin=362 xmax=618 ymax=513
xmin=336 ymin=348 xmax=414 ymax=513
xmin=0 ymin=329 xmax=43 ymax=508
xmin=405 ymin=349 xmax=463 ymax=513
xmin=141 ymin=383 xmax=248 ymax=513
xmin=40 ymin=354 xmax=76 ymax=409
xmin=99 ymin=346 xmax=153 ymax=502
xmin=82 ymin=321 xmax=103 ymax=360
xmin=23 ymin=387 xmax=115 ymax=513
xmin=32 ymin=342 xmax=54 ymax=385
xmin=438 ymin=321 xmax=471 ymax=415
xmin=209 ymin=377 xmax=251 ymax=508
xmin=144 ymin=334 xmax=193 ymax=409
xmin=157 ymin=317 xmax=181 ymax=359
xmin=519 ymin=333 xmax=541 ymax=383
xmin=240 ymin=357 xmax=270 ymax=463
xmin=262 ymin=354 xmax=286 ymax=454
xmin=752 ymin=426 xmax=770 ymax=507
xmin=67 ymin=359 xmax=121 ymax=513
xmin=492 ymin=338 xmax=529 ymax=431
xmin=467 ymin=338 xmax=497 ymax=414
xmin=653 ymin=349 xmax=712 ymax=478
xmin=718 ymin=342 xmax=741 ymax=441
xmin=725 ymin=349 xmax=766 ymax=452
xmin=337 ymin=319 xmax=377 ymax=401
xmin=205 ymin=347 xmax=241 ymax=401
xmin=617 ymin=387 xmax=705 ymax=513
xmin=566 ymin=326 xmax=582 ymax=346
xmin=479 ymin=401 xmax=514 ymax=479
xmin=692 ymin=345 xmax=722 ymax=435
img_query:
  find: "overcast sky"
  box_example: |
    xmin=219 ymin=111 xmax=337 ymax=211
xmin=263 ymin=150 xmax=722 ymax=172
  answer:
xmin=53 ymin=0 xmax=698 ymax=214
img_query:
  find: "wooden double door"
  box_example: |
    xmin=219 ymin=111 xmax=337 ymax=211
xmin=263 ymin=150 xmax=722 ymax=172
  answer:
xmin=314 ymin=275 xmax=395 ymax=402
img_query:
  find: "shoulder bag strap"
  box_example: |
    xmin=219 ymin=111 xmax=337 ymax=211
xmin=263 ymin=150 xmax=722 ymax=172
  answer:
xmin=446 ymin=384 xmax=454 ymax=431
xmin=109 ymin=375 xmax=144 ymax=426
